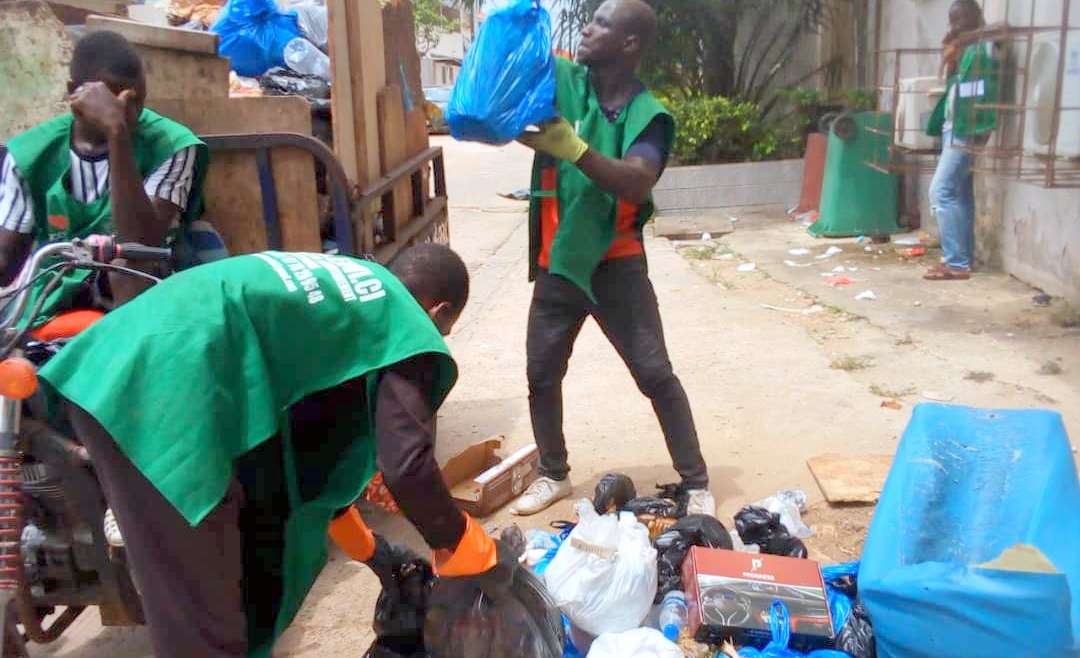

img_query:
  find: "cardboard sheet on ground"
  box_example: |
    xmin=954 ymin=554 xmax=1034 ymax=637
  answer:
xmin=806 ymin=453 xmax=893 ymax=503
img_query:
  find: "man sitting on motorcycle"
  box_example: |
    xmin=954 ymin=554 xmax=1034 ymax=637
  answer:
xmin=0 ymin=29 xmax=213 ymax=324
xmin=39 ymin=244 xmax=511 ymax=658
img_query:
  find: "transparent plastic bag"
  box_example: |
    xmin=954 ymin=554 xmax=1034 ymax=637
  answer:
xmin=291 ymin=3 xmax=327 ymax=49
xmin=211 ymin=0 xmax=301 ymax=77
xmin=754 ymin=490 xmax=812 ymax=539
xmin=446 ymin=0 xmax=556 ymax=144
xmin=543 ymin=500 xmax=658 ymax=636
xmin=283 ymin=37 xmax=330 ymax=81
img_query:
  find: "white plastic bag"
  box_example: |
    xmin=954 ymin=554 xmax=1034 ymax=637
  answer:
xmin=544 ymin=500 xmax=658 ymax=636
xmin=291 ymin=3 xmax=328 ymax=50
xmin=755 ymin=489 xmax=813 ymax=539
xmin=587 ymin=628 xmax=683 ymax=658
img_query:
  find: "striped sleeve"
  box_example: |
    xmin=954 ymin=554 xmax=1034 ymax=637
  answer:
xmin=0 ymin=153 xmax=35 ymax=234
xmin=144 ymin=146 xmax=198 ymax=210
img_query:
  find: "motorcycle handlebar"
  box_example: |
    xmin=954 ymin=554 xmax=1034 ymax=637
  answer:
xmin=115 ymin=243 xmax=172 ymax=263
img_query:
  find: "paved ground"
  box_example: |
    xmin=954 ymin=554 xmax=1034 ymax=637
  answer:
xmin=31 ymin=136 xmax=1079 ymax=656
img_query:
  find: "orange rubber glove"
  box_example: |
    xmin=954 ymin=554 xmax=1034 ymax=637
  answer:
xmin=328 ymin=506 xmax=377 ymax=562
xmin=432 ymin=513 xmax=498 ymax=577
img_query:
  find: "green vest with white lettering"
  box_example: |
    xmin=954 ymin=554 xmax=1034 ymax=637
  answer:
xmin=39 ymin=252 xmax=456 ymax=657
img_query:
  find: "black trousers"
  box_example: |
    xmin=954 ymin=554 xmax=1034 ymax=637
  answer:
xmin=526 ymin=256 xmax=709 ymax=489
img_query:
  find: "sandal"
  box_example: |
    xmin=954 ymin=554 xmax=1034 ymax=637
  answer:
xmin=924 ymin=266 xmax=970 ymax=280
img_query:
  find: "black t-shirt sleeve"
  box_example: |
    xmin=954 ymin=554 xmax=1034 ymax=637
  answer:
xmin=374 ymin=354 xmax=465 ymax=550
xmin=624 ymin=116 xmax=671 ymax=178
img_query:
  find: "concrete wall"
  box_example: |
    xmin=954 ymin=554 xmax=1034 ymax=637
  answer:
xmin=654 ymin=159 xmax=804 ymax=216
xmin=880 ymin=0 xmax=1080 ymax=301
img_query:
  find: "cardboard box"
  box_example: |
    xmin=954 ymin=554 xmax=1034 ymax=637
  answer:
xmin=682 ymin=546 xmax=834 ymax=651
xmin=441 ymin=437 xmax=540 ymax=517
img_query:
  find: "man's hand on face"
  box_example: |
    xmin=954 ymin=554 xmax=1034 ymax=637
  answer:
xmin=69 ymin=82 xmax=138 ymax=139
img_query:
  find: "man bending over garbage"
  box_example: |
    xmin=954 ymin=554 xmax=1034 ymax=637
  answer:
xmin=0 ymin=30 xmax=220 ymax=325
xmin=512 ymin=0 xmax=713 ymax=517
xmin=39 ymin=244 xmax=505 ymax=658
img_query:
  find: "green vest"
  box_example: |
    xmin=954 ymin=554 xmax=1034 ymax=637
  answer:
xmin=38 ymin=252 xmax=457 ymax=657
xmin=4 ymin=109 xmax=207 ymax=327
xmin=528 ymin=57 xmax=674 ymax=299
xmin=927 ymin=41 xmax=999 ymax=138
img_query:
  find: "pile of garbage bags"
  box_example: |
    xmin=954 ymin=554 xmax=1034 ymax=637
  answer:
xmin=211 ymin=0 xmax=330 ymax=83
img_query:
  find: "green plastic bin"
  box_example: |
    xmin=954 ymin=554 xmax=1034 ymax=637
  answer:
xmin=809 ymin=111 xmax=901 ymax=238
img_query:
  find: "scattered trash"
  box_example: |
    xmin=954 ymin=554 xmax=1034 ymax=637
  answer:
xmin=498 ymin=189 xmax=531 ymax=201
xmin=1033 ymin=293 xmax=1052 ymax=307
xmin=815 ymin=246 xmax=843 ymax=260
xmin=913 ymin=301 xmax=922 ymax=307
xmin=880 ymin=399 xmax=903 ymax=410
xmin=854 ymin=290 xmax=877 ymax=301
xmin=717 ymin=254 xmax=736 ymax=261
xmin=587 ymin=627 xmax=683 ymax=658
xmin=963 ymin=370 xmax=995 ymax=383
xmin=228 ymin=72 xmax=263 ymax=97
xmin=847 ymin=267 xmax=858 ymax=272
xmin=733 ymin=506 xmax=808 ymax=557
xmin=260 ymin=66 xmax=330 ymax=106
xmin=425 ymin=555 xmax=564 ymax=658
xmin=702 ymin=232 xmax=712 ymax=241
xmin=832 ymin=265 xmax=846 ymax=273
xmin=446 ymin=0 xmax=556 ymax=143
xmin=737 ymin=262 xmax=757 ymax=272
xmin=593 ymin=473 xmax=637 ymax=514
xmin=893 ymin=236 xmax=921 ymax=246
xmin=658 ymin=590 xmax=689 ymax=642
xmin=825 ymin=276 xmax=854 ymax=287
xmin=544 ymin=500 xmax=658 ymax=636
xmin=684 ymin=550 xmax=832 ymax=650
xmin=920 ymin=391 xmax=954 ymax=402
xmin=834 ymin=602 xmax=876 ymax=658
xmin=212 ymin=0 xmax=302 ymax=77
xmin=863 ymin=246 xmax=874 ymax=252
xmin=1038 ymin=360 xmax=1063 ymax=375
xmin=655 ymin=515 xmax=732 ymax=601
xmin=897 ymin=245 xmax=927 ymax=258
xmin=788 ymin=248 xmax=811 ymax=256
xmin=283 ymin=36 xmax=331 ymax=80
xmin=760 ymin=304 xmax=825 ymax=315
xmin=784 ymin=260 xmax=816 ymax=268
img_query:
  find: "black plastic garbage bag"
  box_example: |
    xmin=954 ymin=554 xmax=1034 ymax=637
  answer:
xmin=424 ymin=547 xmax=564 ymax=658
xmin=499 ymin=525 xmax=527 ymax=560
xmin=734 ymin=505 xmax=808 ymax=558
xmin=593 ymin=473 xmax=637 ymax=514
xmin=654 ymin=482 xmax=691 ymax=517
xmin=363 ymin=542 xmax=435 ymax=658
xmin=836 ymin=601 xmax=877 ymax=658
xmin=623 ymin=496 xmax=680 ymax=518
xmin=655 ymin=514 xmax=733 ymax=602
xmin=260 ymin=66 xmax=331 ymax=110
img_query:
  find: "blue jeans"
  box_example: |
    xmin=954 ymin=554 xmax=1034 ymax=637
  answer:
xmin=929 ymin=131 xmax=975 ymax=270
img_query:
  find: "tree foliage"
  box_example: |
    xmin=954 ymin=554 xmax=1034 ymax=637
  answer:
xmin=414 ymin=0 xmax=460 ymax=55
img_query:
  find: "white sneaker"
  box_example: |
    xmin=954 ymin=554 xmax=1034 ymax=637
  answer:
xmin=509 ymin=476 xmax=573 ymax=516
xmin=104 ymin=508 xmax=125 ymax=548
xmin=686 ymin=489 xmax=716 ymax=517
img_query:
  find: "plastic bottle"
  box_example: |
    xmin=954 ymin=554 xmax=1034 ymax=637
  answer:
xmin=658 ymin=590 xmax=688 ymax=642
xmin=283 ymin=37 xmax=331 ymax=81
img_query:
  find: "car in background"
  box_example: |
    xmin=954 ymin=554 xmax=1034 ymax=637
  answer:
xmin=423 ymin=86 xmax=452 ymax=134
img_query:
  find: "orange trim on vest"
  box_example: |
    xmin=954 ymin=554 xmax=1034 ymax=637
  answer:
xmin=30 ymin=309 xmax=105 ymax=341
xmin=539 ymin=168 xmax=643 ymax=268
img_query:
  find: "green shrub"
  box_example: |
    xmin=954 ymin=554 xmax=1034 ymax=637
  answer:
xmin=664 ymin=95 xmax=782 ymax=165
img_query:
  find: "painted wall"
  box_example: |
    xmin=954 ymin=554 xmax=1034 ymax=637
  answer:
xmin=879 ymin=0 xmax=1080 ymax=301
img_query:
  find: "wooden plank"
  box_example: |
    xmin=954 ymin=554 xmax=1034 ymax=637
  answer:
xmin=807 ymin=453 xmax=894 ymax=504
xmin=47 ymin=0 xmax=127 ymax=17
xmin=150 ymin=97 xmax=321 ymax=255
xmin=86 ymin=15 xmax=218 ymax=54
xmin=381 ymin=0 xmax=424 ymax=112
xmin=327 ymin=0 xmax=359 ymax=184
xmin=0 ymin=1 xmax=72 ymax=142
xmin=405 ymin=107 xmax=430 ymax=210
xmin=136 ymin=46 xmax=229 ymax=102
xmin=377 ymin=85 xmax=411 ymax=238
xmin=345 ymin=0 xmax=387 ymax=253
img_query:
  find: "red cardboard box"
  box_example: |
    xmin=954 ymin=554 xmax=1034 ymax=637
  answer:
xmin=682 ymin=546 xmax=834 ymax=650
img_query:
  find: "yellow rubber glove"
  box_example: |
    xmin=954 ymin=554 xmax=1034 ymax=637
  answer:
xmin=328 ymin=506 xmax=377 ymax=561
xmin=519 ymin=118 xmax=590 ymax=163
xmin=432 ymin=514 xmax=499 ymax=577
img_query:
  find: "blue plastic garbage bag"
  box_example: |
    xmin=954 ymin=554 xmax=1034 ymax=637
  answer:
xmin=860 ymin=403 xmax=1080 ymax=658
xmin=737 ymin=601 xmax=851 ymax=658
xmin=212 ymin=0 xmax=300 ymax=77
xmin=446 ymin=0 xmax=557 ymax=144
xmin=821 ymin=562 xmax=859 ymax=632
